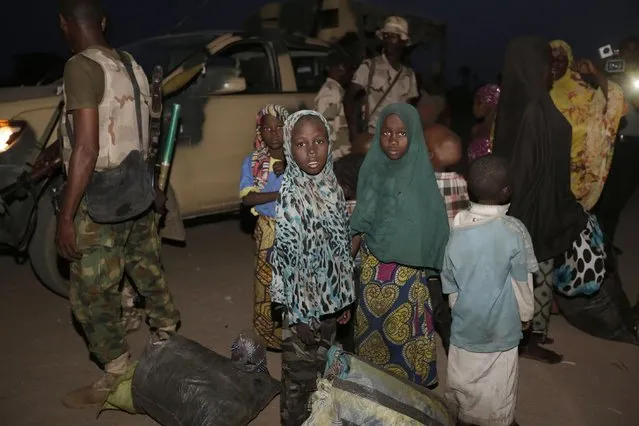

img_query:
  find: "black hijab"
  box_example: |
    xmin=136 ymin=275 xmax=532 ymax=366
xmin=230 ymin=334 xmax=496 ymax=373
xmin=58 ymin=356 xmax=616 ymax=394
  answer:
xmin=493 ymin=36 xmax=587 ymax=262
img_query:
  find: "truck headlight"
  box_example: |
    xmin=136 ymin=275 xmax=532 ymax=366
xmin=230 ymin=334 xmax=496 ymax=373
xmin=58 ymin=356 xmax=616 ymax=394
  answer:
xmin=0 ymin=121 xmax=24 ymax=153
xmin=633 ymin=78 xmax=639 ymax=90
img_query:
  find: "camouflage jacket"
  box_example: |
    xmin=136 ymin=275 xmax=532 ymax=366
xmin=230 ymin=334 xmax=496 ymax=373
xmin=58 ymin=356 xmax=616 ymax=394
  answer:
xmin=314 ymin=77 xmax=348 ymax=148
xmin=352 ymin=54 xmax=418 ymax=133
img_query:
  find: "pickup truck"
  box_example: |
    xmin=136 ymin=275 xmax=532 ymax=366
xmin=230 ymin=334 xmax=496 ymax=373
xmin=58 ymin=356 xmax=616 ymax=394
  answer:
xmin=0 ymin=30 xmax=330 ymax=297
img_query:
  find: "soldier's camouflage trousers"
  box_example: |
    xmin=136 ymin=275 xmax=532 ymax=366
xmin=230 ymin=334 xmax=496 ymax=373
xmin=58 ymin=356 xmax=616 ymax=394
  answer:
xmin=281 ymin=316 xmax=336 ymax=426
xmin=120 ymin=213 xmax=166 ymax=332
xmin=69 ymin=203 xmax=180 ymax=366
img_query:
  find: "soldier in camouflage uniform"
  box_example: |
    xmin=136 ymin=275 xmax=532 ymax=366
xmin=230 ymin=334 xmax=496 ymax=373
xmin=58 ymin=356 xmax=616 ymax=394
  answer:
xmin=344 ymin=16 xmax=419 ymax=144
xmin=313 ymin=49 xmax=355 ymax=161
xmin=56 ymin=0 xmax=180 ymax=408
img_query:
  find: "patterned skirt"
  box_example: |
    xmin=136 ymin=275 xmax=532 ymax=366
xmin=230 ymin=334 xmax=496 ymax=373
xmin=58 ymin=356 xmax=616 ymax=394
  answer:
xmin=355 ymin=243 xmax=438 ymax=388
xmin=253 ymin=215 xmax=281 ymax=350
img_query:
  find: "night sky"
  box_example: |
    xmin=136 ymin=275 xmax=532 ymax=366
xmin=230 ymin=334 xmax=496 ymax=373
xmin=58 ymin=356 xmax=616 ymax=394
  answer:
xmin=3 ymin=0 xmax=638 ymax=82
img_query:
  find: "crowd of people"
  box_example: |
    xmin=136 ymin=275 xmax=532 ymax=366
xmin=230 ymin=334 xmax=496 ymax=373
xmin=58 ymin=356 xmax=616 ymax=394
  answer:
xmin=241 ymin=16 xmax=638 ymax=426
xmin=54 ymin=0 xmax=639 ymax=424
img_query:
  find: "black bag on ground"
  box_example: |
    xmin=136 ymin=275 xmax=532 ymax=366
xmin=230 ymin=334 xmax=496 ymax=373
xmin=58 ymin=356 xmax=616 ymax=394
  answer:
xmin=131 ymin=334 xmax=281 ymax=426
xmin=555 ymin=265 xmax=639 ymax=346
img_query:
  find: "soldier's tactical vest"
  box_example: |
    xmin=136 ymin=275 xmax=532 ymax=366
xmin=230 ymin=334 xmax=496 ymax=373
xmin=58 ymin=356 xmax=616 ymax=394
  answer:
xmin=60 ymin=48 xmax=151 ymax=173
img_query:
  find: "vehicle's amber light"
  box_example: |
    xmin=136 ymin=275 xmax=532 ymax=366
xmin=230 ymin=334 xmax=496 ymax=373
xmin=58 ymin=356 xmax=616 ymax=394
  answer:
xmin=0 ymin=124 xmax=21 ymax=153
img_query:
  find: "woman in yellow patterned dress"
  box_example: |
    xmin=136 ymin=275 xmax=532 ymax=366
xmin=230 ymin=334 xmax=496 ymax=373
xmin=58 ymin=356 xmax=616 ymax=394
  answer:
xmin=239 ymin=104 xmax=289 ymax=350
xmin=550 ymin=40 xmax=626 ymax=211
xmin=350 ymin=103 xmax=450 ymax=388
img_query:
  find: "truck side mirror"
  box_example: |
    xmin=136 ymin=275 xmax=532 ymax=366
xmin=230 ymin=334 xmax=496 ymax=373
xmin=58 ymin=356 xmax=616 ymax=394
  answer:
xmin=212 ymin=76 xmax=247 ymax=95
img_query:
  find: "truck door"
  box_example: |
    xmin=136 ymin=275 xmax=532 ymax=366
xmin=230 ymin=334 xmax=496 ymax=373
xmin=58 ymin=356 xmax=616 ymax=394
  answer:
xmin=168 ymin=38 xmax=288 ymax=216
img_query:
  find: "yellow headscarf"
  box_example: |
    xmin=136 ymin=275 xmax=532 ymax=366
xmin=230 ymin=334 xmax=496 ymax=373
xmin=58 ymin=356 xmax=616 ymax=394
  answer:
xmin=549 ymin=40 xmax=626 ymax=211
xmin=550 ymin=41 xmax=594 ymax=111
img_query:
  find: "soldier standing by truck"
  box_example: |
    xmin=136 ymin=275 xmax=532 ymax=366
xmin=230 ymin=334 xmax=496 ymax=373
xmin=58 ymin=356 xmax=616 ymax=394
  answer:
xmin=343 ymin=16 xmax=419 ymax=147
xmin=56 ymin=0 xmax=180 ymax=408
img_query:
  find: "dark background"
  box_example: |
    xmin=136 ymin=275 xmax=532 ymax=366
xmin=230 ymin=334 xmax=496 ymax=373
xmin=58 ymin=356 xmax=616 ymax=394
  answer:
xmin=1 ymin=0 xmax=638 ymax=86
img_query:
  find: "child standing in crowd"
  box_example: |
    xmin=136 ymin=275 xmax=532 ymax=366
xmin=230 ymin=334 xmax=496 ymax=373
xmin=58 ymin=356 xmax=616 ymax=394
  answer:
xmin=333 ymin=152 xmax=366 ymax=352
xmin=351 ymin=103 xmax=450 ymax=389
xmin=270 ymin=110 xmax=355 ymax=425
xmin=442 ymin=155 xmax=536 ymax=426
xmin=426 ymin=131 xmax=470 ymax=354
xmin=239 ymin=104 xmax=289 ymax=351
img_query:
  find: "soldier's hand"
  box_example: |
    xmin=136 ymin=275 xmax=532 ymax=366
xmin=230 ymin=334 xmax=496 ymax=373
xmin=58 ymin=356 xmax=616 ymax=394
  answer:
xmin=154 ymin=187 xmax=168 ymax=215
xmin=56 ymin=216 xmax=80 ymax=261
xmin=272 ymin=160 xmax=286 ymax=177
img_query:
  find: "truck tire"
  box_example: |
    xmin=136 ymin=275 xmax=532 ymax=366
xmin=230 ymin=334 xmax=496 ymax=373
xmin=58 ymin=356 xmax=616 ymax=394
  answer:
xmin=28 ymin=187 xmax=70 ymax=298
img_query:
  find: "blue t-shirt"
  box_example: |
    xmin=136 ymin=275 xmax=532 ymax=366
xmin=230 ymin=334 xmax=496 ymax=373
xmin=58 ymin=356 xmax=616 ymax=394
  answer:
xmin=441 ymin=216 xmax=534 ymax=353
xmin=239 ymin=154 xmax=283 ymax=217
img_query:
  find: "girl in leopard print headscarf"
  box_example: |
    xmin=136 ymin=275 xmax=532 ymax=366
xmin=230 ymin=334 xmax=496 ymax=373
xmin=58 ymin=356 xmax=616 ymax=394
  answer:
xmin=270 ymin=110 xmax=355 ymax=425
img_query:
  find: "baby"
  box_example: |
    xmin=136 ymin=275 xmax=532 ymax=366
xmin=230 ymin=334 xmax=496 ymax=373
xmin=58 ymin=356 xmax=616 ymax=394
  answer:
xmin=426 ymin=125 xmax=470 ymax=226
xmin=442 ymin=155 xmax=536 ymax=426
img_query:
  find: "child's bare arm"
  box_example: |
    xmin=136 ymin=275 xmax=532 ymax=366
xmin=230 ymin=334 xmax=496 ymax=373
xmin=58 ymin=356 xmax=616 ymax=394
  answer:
xmin=440 ymin=255 xmax=459 ymax=309
xmin=242 ymin=192 xmax=279 ymax=207
xmin=512 ymin=273 xmax=535 ymax=322
xmin=448 ymin=292 xmax=458 ymax=309
xmin=351 ymin=234 xmax=362 ymax=258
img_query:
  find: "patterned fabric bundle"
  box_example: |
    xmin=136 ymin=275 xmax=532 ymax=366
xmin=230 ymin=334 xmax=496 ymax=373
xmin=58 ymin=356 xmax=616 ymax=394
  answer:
xmin=554 ymin=214 xmax=606 ymax=297
xmin=270 ymin=110 xmax=355 ymax=326
xmin=251 ymin=104 xmax=289 ymax=190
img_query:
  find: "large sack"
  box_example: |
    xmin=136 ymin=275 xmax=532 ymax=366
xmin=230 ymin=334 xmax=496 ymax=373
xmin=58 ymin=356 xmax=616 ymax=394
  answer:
xmin=555 ymin=267 xmax=639 ymax=345
xmin=131 ymin=332 xmax=280 ymax=426
xmin=303 ymin=347 xmax=454 ymax=426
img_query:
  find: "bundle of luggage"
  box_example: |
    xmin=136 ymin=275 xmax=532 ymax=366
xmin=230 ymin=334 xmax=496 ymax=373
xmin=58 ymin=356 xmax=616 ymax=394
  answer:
xmin=303 ymin=347 xmax=455 ymax=426
xmin=556 ymin=254 xmax=639 ymax=346
xmin=102 ymin=331 xmax=455 ymax=425
xmin=101 ymin=330 xmax=280 ymax=426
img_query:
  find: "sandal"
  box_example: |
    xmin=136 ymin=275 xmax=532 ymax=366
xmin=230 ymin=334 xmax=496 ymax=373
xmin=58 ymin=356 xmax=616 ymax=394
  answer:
xmin=519 ymin=341 xmax=563 ymax=364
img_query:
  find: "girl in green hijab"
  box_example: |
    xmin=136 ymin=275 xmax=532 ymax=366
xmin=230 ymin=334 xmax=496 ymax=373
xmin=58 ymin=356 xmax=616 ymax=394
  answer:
xmin=351 ymin=103 xmax=450 ymax=388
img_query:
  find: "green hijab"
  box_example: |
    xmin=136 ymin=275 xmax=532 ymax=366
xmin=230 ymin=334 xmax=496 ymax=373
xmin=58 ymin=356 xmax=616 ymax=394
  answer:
xmin=350 ymin=103 xmax=449 ymax=269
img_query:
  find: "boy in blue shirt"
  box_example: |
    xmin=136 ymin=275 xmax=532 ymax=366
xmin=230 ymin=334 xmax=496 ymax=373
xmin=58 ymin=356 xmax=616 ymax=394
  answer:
xmin=441 ymin=155 xmax=536 ymax=426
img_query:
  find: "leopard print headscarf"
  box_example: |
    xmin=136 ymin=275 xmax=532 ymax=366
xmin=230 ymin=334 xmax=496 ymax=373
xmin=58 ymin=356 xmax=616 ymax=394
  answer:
xmin=270 ymin=110 xmax=355 ymax=327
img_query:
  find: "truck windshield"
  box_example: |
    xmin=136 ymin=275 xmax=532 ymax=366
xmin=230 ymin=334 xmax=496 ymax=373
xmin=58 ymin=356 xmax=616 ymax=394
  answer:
xmin=122 ymin=32 xmax=220 ymax=79
xmin=40 ymin=32 xmax=220 ymax=86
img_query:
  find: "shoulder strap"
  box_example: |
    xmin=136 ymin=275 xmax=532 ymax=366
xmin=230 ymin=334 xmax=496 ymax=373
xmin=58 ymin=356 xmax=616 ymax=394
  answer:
xmin=116 ymin=50 xmax=144 ymax=151
xmin=364 ymin=58 xmax=376 ymax=124
xmin=369 ymin=65 xmax=403 ymax=118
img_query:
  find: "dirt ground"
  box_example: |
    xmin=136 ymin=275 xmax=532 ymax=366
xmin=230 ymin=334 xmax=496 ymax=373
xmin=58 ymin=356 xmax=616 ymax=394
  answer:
xmin=1 ymin=194 xmax=638 ymax=426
